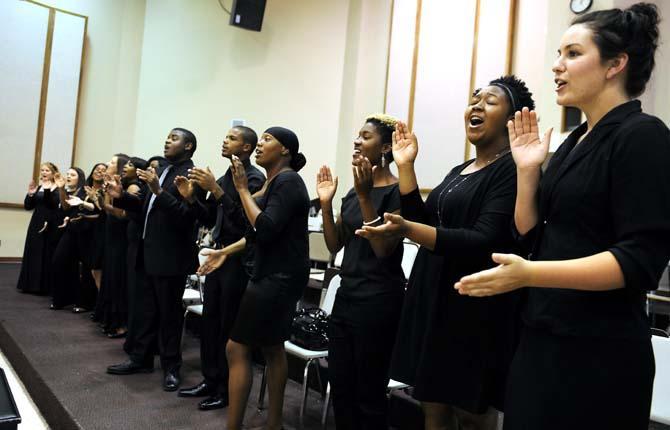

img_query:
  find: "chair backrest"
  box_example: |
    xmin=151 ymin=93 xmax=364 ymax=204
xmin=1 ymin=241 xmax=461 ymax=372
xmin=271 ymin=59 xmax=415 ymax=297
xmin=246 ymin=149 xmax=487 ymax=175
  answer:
xmin=651 ymin=335 xmax=670 ymax=425
xmin=320 ymin=274 xmax=341 ymax=314
xmin=309 ymin=232 xmax=332 ymax=264
xmin=333 ymin=248 xmax=344 ymax=268
xmin=401 ymin=241 xmax=419 ymax=280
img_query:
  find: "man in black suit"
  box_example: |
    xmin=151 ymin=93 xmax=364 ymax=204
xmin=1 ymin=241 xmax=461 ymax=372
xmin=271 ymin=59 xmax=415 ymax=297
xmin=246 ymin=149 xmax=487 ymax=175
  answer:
xmin=176 ymin=126 xmax=265 ymax=410
xmin=106 ymin=127 xmax=204 ymax=392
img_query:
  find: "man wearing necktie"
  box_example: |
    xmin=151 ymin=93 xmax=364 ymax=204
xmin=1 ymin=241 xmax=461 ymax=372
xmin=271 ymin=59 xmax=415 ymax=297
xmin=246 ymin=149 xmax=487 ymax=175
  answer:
xmin=176 ymin=126 xmax=265 ymax=411
xmin=106 ymin=128 xmax=205 ymax=392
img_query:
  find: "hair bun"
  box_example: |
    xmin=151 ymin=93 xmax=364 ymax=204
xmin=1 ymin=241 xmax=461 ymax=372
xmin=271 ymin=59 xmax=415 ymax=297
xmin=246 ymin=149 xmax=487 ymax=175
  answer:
xmin=291 ymin=152 xmax=307 ymax=172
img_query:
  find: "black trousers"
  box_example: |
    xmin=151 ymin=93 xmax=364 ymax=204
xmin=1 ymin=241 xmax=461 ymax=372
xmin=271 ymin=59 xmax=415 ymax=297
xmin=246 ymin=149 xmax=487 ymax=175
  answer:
xmin=328 ymin=292 xmax=403 ymax=430
xmin=200 ymin=255 xmax=248 ymax=395
xmin=51 ymin=229 xmax=97 ymax=309
xmin=129 ymin=269 xmax=186 ymax=372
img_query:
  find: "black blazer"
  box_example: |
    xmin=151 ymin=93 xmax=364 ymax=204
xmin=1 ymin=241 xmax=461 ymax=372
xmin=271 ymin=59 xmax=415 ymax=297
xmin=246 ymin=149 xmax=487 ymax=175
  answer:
xmin=117 ymin=158 xmax=205 ymax=277
xmin=523 ymin=100 xmax=670 ymax=339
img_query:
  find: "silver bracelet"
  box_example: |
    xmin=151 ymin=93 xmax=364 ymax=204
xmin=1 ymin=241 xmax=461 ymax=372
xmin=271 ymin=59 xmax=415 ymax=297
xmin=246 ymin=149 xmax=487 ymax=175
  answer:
xmin=362 ymin=216 xmax=382 ymax=226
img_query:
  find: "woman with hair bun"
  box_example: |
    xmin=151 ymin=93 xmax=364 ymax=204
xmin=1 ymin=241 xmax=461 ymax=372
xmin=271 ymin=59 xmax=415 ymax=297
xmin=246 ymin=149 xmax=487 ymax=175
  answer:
xmin=317 ymin=114 xmax=406 ymax=429
xmin=359 ymin=76 xmax=536 ymax=430
xmin=17 ymin=162 xmax=60 ymax=295
xmin=456 ymin=4 xmax=670 ymax=429
xmin=201 ymin=126 xmax=309 ymax=430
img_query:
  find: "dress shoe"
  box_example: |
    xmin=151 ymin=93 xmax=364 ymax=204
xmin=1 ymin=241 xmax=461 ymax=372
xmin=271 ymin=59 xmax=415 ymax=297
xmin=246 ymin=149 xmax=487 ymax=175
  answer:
xmin=198 ymin=395 xmax=229 ymax=411
xmin=178 ymin=381 xmax=216 ymax=398
xmin=72 ymin=307 xmax=89 ymax=313
xmin=163 ymin=371 xmax=181 ymax=392
xmin=106 ymin=360 xmax=153 ymax=375
xmin=49 ymin=304 xmax=63 ymax=310
xmin=107 ymin=330 xmax=127 ymax=339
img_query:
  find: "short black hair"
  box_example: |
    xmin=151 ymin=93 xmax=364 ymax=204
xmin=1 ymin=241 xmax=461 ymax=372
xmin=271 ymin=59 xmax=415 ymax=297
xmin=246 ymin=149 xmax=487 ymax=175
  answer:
xmin=172 ymin=127 xmax=197 ymax=155
xmin=233 ymin=125 xmax=259 ymax=153
xmin=129 ymin=156 xmax=148 ymax=171
xmin=147 ymin=156 xmax=168 ymax=168
xmin=572 ymin=3 xmax=660 ymax=97
xmin=488 ymin=75 xmax=535 ymax=115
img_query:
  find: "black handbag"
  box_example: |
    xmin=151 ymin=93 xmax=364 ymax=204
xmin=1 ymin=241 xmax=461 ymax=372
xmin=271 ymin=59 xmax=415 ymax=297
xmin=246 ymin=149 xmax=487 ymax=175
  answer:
xmin=290 ymin=308 xmax=329 ymax=351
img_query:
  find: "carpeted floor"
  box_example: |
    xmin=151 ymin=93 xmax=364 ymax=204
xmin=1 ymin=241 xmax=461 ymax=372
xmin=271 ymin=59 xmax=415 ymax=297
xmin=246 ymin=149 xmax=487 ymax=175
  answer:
xmin=0 ymin=262 xmax=340 ymax=430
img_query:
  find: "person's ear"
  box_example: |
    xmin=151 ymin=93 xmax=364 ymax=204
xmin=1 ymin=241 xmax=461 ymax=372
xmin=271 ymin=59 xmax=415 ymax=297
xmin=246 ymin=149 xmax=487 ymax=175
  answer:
xmin=606 ymin=53 xmax=628 ymax=80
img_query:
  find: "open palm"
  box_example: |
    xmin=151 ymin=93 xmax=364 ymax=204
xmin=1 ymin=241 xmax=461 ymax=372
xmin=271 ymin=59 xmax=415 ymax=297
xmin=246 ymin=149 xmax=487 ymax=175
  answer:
xmin=508 ymin=108 xmax=552 ymax=169
xmin=392 ymin=121 xmax=418 ymax=167
xmin=316 ymin=165 xmax=338 ymax=203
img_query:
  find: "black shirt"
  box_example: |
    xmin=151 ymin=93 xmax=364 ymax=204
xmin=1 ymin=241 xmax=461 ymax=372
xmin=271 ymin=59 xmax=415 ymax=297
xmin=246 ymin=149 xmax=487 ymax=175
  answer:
xmin=247 ymin=170 xmax=310 ymax=280
xmin=522 ymin=100 xmax=670 ymax=339
xmin=337 ymin=184 xmax=405 ymax=299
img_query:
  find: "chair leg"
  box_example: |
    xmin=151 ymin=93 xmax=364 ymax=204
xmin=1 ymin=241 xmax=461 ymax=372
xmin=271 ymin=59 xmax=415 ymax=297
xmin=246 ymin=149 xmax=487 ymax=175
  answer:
xmin=300 ymin=358 xmax=313 ymax=426
xmin=257 ymin=365 xmax=267 ymax=410
xmin=321 ymin=381 xmax=331 ymax=429
xmin=314 ymin=359 xmax=324 ymax=398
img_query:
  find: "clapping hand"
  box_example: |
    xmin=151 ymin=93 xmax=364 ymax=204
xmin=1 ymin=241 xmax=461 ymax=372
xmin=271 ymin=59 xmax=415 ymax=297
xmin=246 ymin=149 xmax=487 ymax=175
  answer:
xmin=316 ymin=165 xmax=338 ymax=203
xmin=66 ymin=195 xmax=85 ymax=207
xmin=230 ymin=155 xmax=248 ymax=192
xmin=352 ymin=155 xmax=374 ymax=199
xmin=454 ymin=253 xmax=530 ymax=297
xmin=509 ymin=107 xmax=552 ymax=170
xmin=188 ymin=167 xmax=217 ymax=193
xmin=103 ymin=174 xmax=123 ymax=198
xmin=355 ymin=212 xmax=408 ymax=240
xmin=28 ymin=180 xmax=38 ymax=195
xmin=174 ymin=176 xmax=194 ymax=200
xmin=138 ymin=167 xmax=161 ymax=194
xmin=54 ymin=173 xmax=66 ymax=189
xmin=196 ymin=248 xmax=227 ymax=275
xmin=392 ymin=121 xmax=419 ymax=167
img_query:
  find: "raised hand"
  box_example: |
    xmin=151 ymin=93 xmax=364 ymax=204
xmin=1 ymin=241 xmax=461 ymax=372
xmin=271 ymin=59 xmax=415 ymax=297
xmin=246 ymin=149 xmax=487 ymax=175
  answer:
xmin=84 ymin=185 xmax=100 ymax=204
xmin=392 ymin=121 xmax=419 ymax=167
xmin=352 ymin=156 xmax=374 ymax=200
xmin=508 ymin=107 xmax=552 ymax=170
xmin=230 ymin=155 xmax=248 ymax=192
xmin=196 ymin=248 xmax=227 ymax=275
xmin=28 ymin=180 xmax=38 ymax=195
xmin=355 ymin=212 xmax=408 ymax=240
xmin=103 ymin=174 xmax=123 ymax=198
xmin=188 ymin=167 xmax=217 ymax=192
xmin=138 ymin=168 xmax=160 ymax=195
xmin=66 ymin=195 xmax=85 ymax=207
xmin=316 ymin=165 xmax=338 ymax=203
xmin=174 ymin=176 xmax=194 ymax=200
xmin=54 ymin=173 xmax=66 ymax=189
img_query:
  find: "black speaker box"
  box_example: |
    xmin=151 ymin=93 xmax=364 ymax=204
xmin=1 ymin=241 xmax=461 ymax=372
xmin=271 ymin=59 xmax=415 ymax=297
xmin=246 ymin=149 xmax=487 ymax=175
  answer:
xmin=229 ymin=0 xmax=267 ymax=32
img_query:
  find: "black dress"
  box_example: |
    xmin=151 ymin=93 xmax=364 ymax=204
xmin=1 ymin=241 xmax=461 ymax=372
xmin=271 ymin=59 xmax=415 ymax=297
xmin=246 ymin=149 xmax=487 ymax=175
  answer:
xmin=96 ymin=197 xmax=131 ymax=331
xmin=17 ymin=187 xmax=60 ymax=295
xmin=504 ymin=100 xmax=670 ymax=430
xmin=328 ymin=184 xmax=406 ymax=429
xmin=230 ymin=170 xmax=310 ymax=347
xmin=390 ymin=153 xmax=521 ymax=413
xmin=123 ymin=183 xmax=147 ymax=353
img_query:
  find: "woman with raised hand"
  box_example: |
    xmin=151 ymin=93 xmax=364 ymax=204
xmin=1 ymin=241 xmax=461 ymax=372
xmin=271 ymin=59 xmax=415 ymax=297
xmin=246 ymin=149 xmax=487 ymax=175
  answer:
xmin=317 ymin=114 xmax=405 ymax=429
xmin=455 ymin=4 xmax=670 ymax=429
xmin=213 ymin=126 xmax=309 ymax=430
xmin=17 ymin=162 xmax=60 ymax=295
xmin=50 ymin=167 xmax=88 ymax=309
xmin=358 ymin=76 xmax=535 ymax=430
xmin=96 ymin=154 xmax=135 ymax=337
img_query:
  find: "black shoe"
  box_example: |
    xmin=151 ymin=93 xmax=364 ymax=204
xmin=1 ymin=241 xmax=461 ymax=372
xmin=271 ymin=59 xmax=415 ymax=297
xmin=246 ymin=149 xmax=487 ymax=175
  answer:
xmin=198 ymin=394 xmax=228 ymax=411
xmin=72 ymin=307 xmax=89 ymax=314
xmin=106 ymin=360 xmax=154 ymax=375
xmin=107 ymin=331 xmax=127 ymax=339
xmin=49 ymin=304 xmax=63 ymax=310
xmin=178 ymin=381 xmax=216 ymax=398
xmin=163 ymin=371 xmax=181 ymax=392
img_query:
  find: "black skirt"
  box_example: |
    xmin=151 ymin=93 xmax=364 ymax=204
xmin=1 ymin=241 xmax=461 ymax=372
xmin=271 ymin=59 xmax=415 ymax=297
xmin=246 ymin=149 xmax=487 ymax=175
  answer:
xmin=503 ymin=325 xmax=655 ymax=430
xmin=230 ymin=271 xmax=308 ymax=347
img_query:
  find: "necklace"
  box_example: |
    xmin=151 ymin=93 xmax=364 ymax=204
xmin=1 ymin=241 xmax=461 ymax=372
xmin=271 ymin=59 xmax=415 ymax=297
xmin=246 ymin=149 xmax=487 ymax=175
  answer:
xmin=435 ymin=149 xmax=510 ymax=223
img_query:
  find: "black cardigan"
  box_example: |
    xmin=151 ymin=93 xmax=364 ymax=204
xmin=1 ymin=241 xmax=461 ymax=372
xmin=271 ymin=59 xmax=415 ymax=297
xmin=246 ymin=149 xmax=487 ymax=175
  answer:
xmin=523 ymin=100 xmax=670 ymax=339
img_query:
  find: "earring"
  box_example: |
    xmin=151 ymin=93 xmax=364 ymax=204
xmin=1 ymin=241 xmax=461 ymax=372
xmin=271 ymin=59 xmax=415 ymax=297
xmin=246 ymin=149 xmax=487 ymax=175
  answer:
xmin=380 ymin=156 xmax=386 ymax=168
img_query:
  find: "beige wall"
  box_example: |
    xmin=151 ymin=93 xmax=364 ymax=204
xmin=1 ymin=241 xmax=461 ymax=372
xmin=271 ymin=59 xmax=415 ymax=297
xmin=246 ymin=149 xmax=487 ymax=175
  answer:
xmin=0 ymin=0 xmax=146 ymax=257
